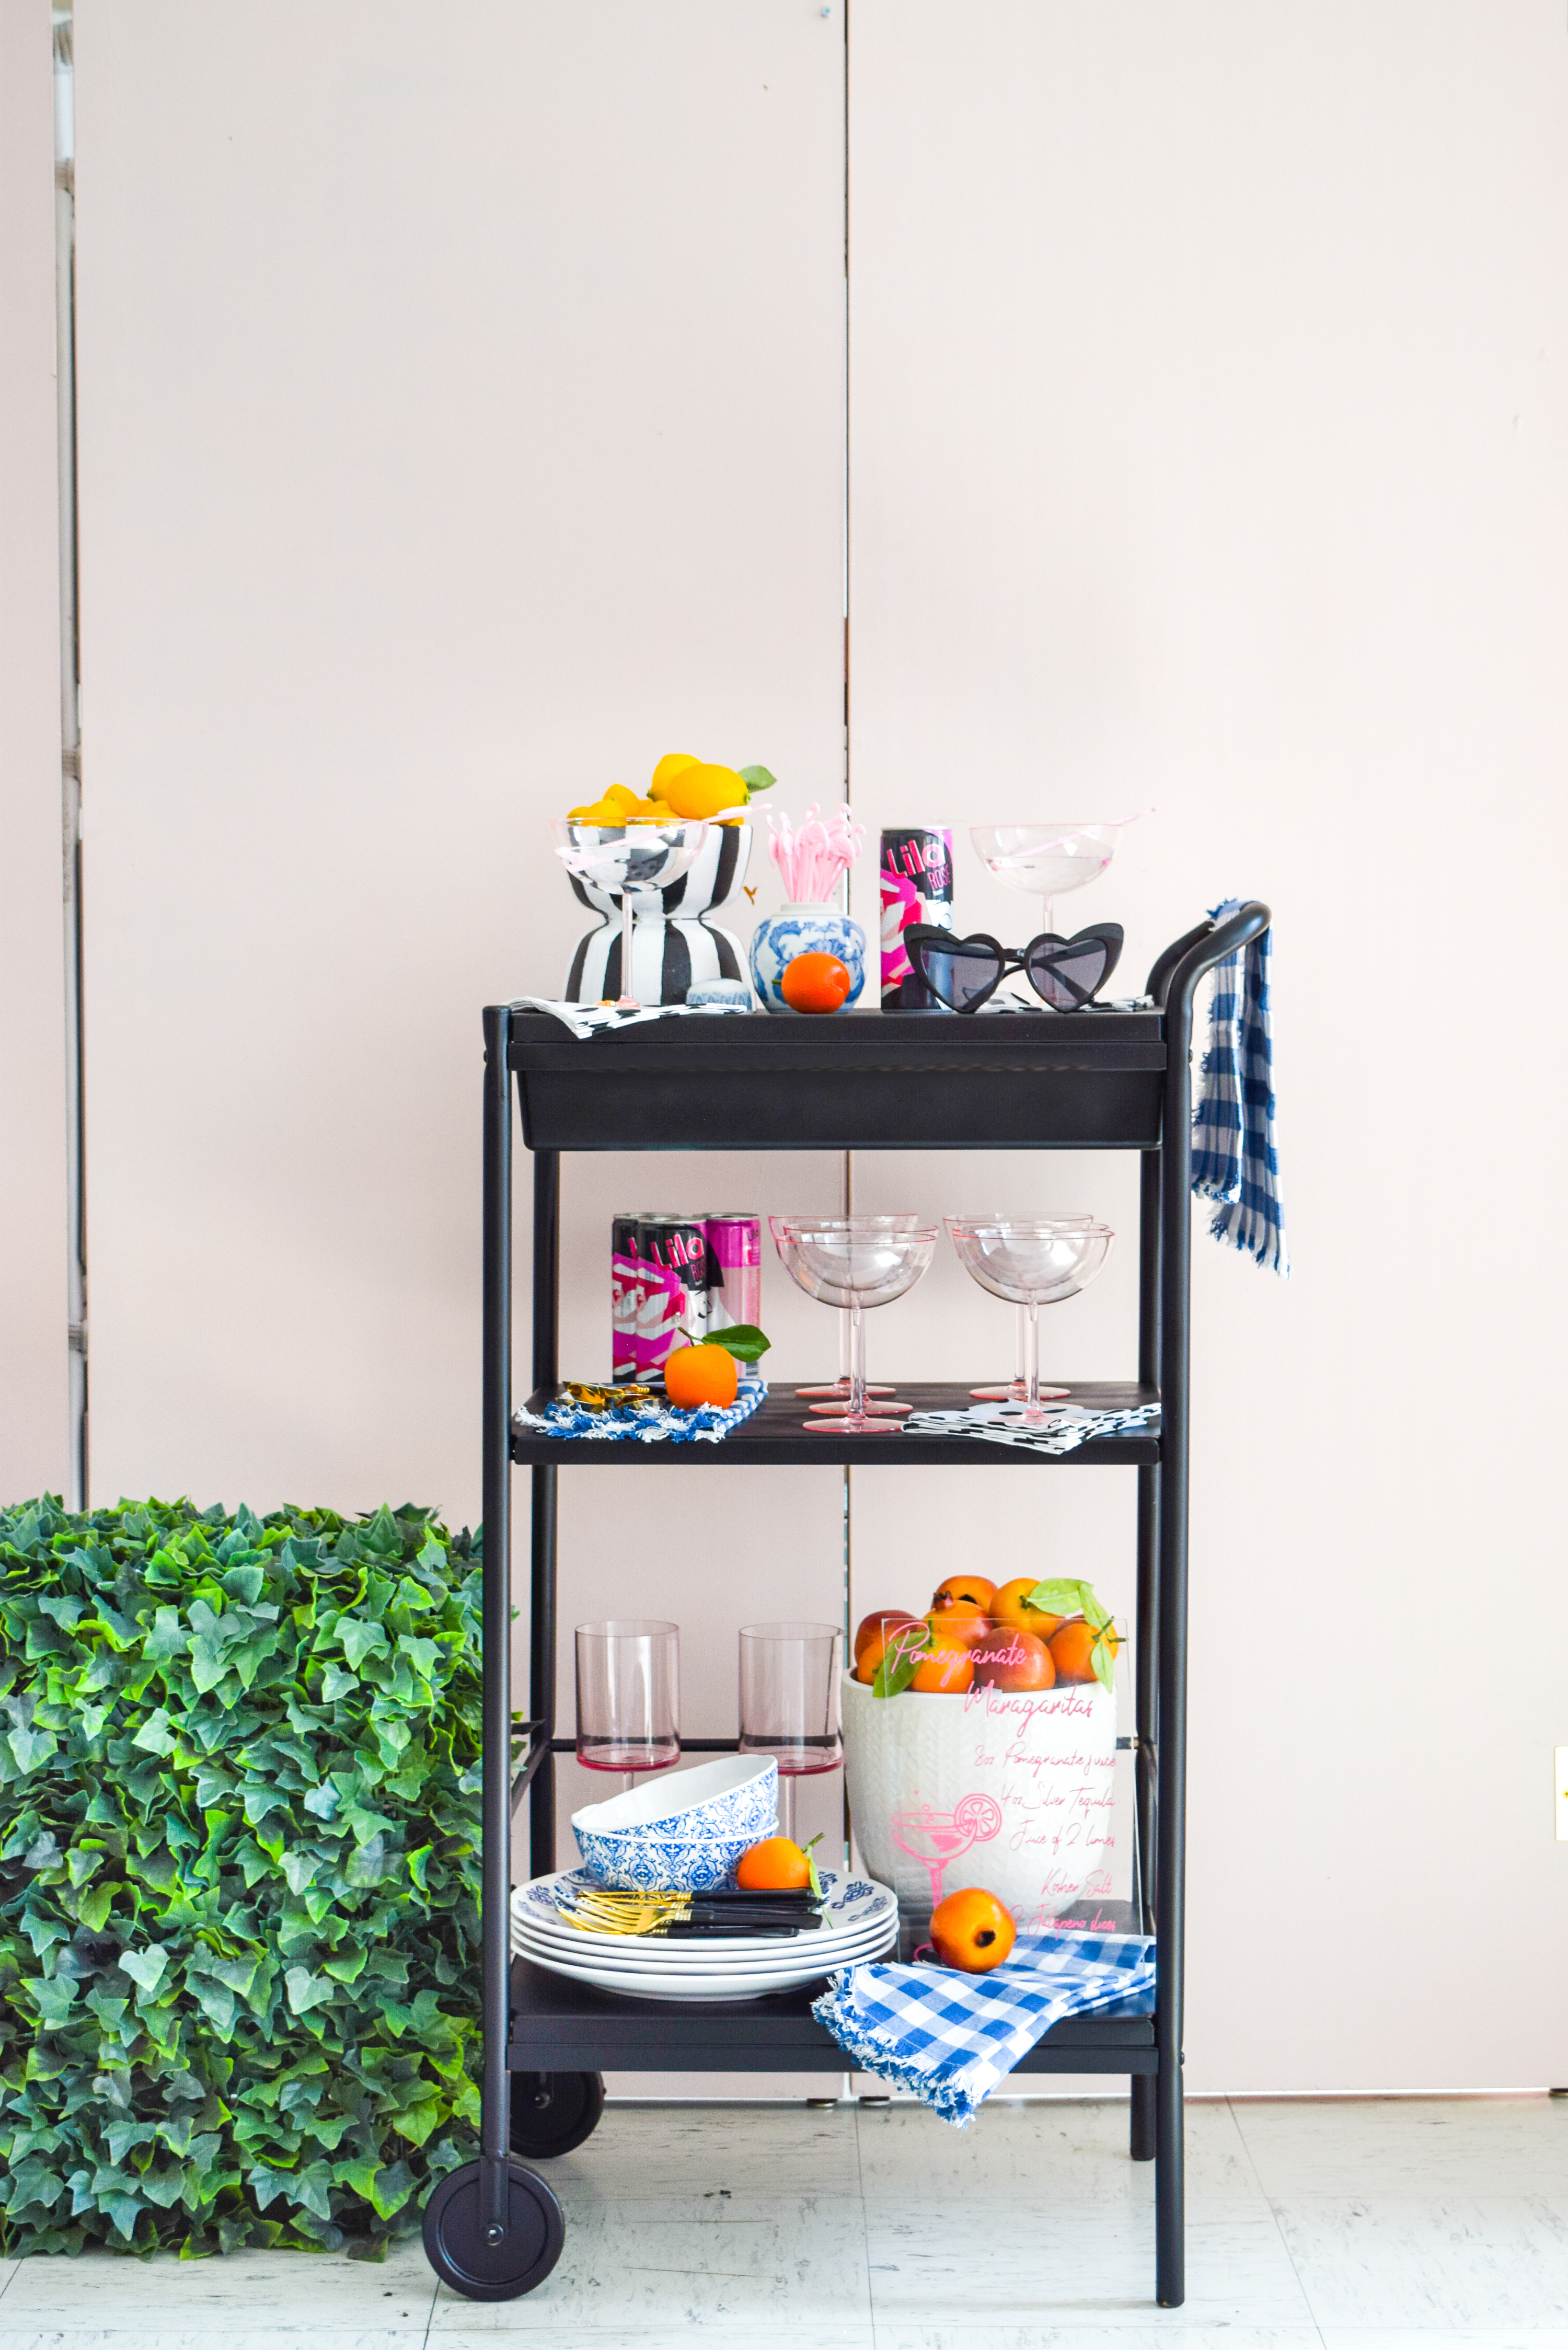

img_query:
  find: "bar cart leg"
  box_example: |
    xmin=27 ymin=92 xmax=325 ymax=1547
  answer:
xmin=422 ymin=1006 xmax=564 ymax=2301
xmin=1131 ymin=1147 xmax=1160 ymax=2167
xmin=529 ymin=1144 xmax=560 ymax=1877
xmin=1151 ymin=943 xmax=1208 ymax=2310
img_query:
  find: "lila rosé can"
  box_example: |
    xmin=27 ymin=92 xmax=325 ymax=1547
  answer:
xmin=629 ymin=1215 xmax=712 ymax=1377
xmin=880 ymin=826 xmax=954 ymax=1011
xmin=704 ymin=1214 xmax=762 ymax=1333
xmin=611 ymin=1214 xmax=643 ymax=1380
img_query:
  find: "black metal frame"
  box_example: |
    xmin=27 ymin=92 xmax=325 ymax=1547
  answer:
xmin=466 ymin=903 xmax=1271 ymax=2308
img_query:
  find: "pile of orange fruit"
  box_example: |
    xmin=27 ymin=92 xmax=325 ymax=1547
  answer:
xmin=852 ymin=1573 xmax=1120 ymax=1697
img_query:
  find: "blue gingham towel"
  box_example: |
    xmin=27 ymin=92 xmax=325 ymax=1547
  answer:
xmin=813 ymin=1929 xmax=1156 ymax=2126
xmin=898 ymin=1402 xmax=1160 ymax=1456
xmin=1190 ymin=900 xmax=1288 ymax=1277
xmin=513 ymin=1375 xmax=766 ymax=1444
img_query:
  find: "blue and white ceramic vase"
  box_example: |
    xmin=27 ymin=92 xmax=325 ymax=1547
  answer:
xmin=749 ymin=903 xmax=867 ymax=1015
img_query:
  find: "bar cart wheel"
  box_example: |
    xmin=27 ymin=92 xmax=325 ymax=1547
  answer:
xmin=509 ymin=2068 xmax=605 ymax=2158
xmin=421 ymin=2158 xmax=564 ymax=2301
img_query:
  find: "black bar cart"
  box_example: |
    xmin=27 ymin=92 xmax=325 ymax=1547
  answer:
xmin=420 ymin=903 xmax=1271 ymax=2309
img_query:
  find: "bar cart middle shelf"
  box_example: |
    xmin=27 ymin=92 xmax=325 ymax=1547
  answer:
xmin=418 ymin=904 xmax=1271 ymax=2313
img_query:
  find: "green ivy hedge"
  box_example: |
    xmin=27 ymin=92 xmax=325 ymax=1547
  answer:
xmin=0 ymin=1495 xmax=485 ymax=2256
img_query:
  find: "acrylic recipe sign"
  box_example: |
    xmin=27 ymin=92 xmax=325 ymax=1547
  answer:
xmin=841 ymin=1671 xmax=1120 ymax=1940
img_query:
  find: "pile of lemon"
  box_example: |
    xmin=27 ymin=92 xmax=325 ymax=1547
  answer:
xmin=568 ymin=753 xmax=775 ymax=828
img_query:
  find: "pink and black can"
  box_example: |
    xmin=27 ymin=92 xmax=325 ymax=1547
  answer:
xmin=880 ymin=826 xmax=954 ymax=1011
xmin=614 ymin=1215 xmax=713 ymax=1379
xmin=704 ymin=1214 xmax=762 ymax=1334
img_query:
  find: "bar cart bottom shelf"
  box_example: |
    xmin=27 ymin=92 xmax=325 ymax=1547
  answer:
xmin=506 ymin=1956 xmax=1157 ymax=2074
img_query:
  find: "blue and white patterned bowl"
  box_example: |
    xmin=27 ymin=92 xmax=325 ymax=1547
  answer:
xmin=749 ymin=905 xmax=867 ymax=1015
xmin=571 ymin=1755 xmax=778 ymax=1892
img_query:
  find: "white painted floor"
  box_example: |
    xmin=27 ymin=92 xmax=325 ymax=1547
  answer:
xmin=2 ymin=2094 xmax=1566 ymax=2348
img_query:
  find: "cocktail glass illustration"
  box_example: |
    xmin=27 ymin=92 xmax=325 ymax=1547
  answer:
xmin=550 ymin=817 xmax=712 ymax=1010
xmin=946 ymin=1217 xmax=1113 ymax=1425
xmin=890 ymin=1791 xmax=1004 ymax=1910
xmin=770 ymin=1216 xmax=937 ymax=1433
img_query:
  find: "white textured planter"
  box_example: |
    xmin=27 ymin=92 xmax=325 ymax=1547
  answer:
xmin=841 ymin=1669 xmax=1117 ymax=1938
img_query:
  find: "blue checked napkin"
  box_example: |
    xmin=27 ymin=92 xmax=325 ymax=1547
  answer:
xmin=1190 ymin=900 xmax=1288 ymax=1277
xmin=813 ymin=1929 xmax=1156 ymax=2126
xmin=512 ymin=1375 xmax=766 ymax=1445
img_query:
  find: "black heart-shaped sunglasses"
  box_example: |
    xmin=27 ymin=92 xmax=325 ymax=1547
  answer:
xmin=902 ymin=923 xmax=1124 ymax=1014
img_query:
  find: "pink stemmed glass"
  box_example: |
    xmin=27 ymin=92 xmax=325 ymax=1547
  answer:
xmin=769 ymin=1216 xmax=937 ymax=1433
xmin=575 ymin=1619 xmax=679 ymax=1794
xmin=794 ymin=1216 xmax=924 ymax=1408
xmin=944 ymin=1218 xmax=1113 ymax=1425
xmin=737 ymin=1621 xmax=843 ymax=1844
xmin=967 ymin=1212 xmax=1094 ymax=1401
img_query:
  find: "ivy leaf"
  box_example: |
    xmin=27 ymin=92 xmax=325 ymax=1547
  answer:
xmin=0 ymin=1495 xmax=485 ymax=2256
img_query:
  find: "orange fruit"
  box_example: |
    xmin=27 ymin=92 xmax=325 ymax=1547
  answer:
xmin=930 ymin=1886 xmax=1016 ymax=1973
xmin=854 ymin=1608 xmax=923 ymax=1666
xmin=909 ymin=1639 xmax=973 ymax=1694
xmin=1048 ymin=1618 xmax=1121 ymax=1685
xmin=662 ymin=1343 xmax=739 ymax=1409
xmin=971 ymin=1627 xmax=1055 ymax=1691
xmin=854 ymin=1615 xmax=928 ymax=1685
xmin=991 ymin=1577 xmax=1065 ymax=1642
xmin=735 ymin=1836 xmax=812 ymax=1891
xmin=926 ymin=1605 xmax=994 ymax=1651
xmin=781 ymin=953 xmax=852 ymax=1015
xmin=932 ymin=1573 xmax=996 ymax=1614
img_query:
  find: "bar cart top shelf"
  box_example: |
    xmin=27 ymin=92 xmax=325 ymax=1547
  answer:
xmin=506 ymin=1004 xmax=1171 ymax=1153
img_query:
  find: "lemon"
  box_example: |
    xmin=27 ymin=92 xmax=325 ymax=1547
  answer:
xmin=662 ymin=762 xmax=747 ymax=821
xmin=605 ymin=783 xmax=640 ymax=812
xmin=568 ymin=799 xmax=619 ymax=822
xmin=651 ymin=753 xmax=701 ymax=797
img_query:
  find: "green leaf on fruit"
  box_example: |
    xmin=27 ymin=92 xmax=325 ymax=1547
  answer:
xmin=738 ymin=766 xmax=777 ymax=794
xmin=1091 ymin=1633 xmax=1117 ymax=1694
xmin=1024 ymin=1577 xmax=1092 ymax=1616
xmin=871 ymin=1628 xmax=928 ymax=1700
xmin=802 ymin=1833 xmax=824 ymax=1904
xmin=710 ymin=1323 xmax=771 ymax=1364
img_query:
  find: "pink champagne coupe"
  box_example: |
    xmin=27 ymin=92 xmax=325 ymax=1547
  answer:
xmin=969 ymin=815 xmax=1148 ymax=952
xmin=770 ymin=1216 xmax=937 ymax=1433
xmin=946 ymin=1218 xmax=1113 ymax=1426
xmin=890 ymin=1792 xmax=1004 ymax=1910
xmin=795 ymin=1215 xmax=925 ymax=1407
xmin=968 ymin=1212 xmax=1094 ymax=1400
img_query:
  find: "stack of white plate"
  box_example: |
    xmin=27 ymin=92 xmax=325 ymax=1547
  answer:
xmin=511 ymin=1867 xmax=897 ymax=2001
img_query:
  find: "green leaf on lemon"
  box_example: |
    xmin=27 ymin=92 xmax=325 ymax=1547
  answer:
xmin=738 ymin=766 xmax=777 ymax=795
